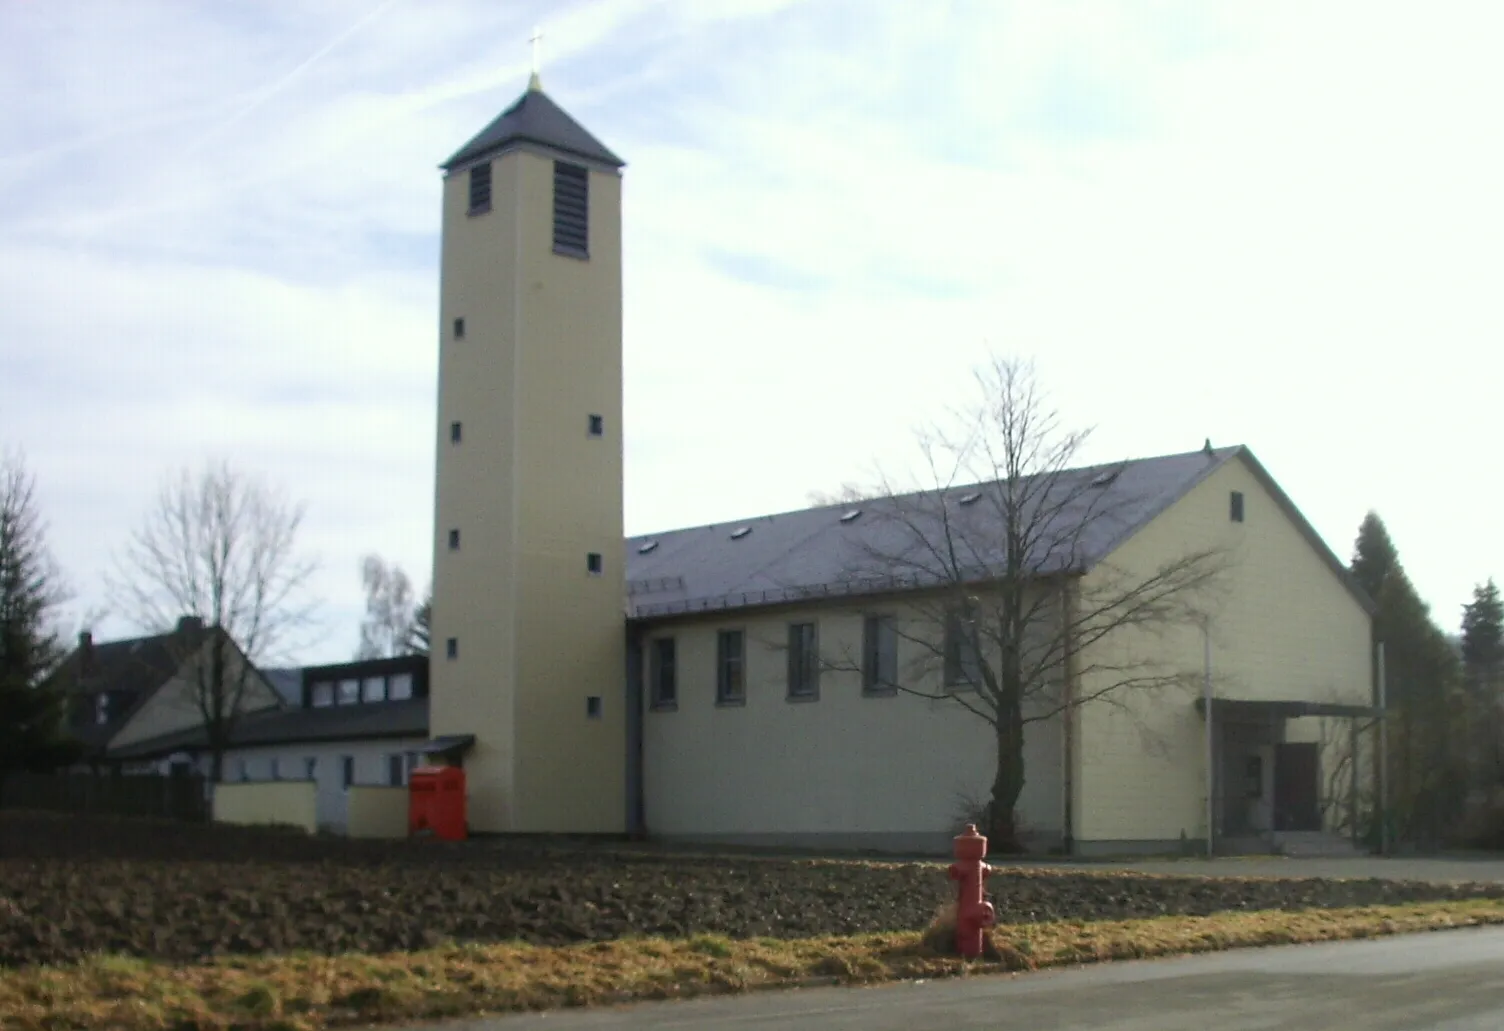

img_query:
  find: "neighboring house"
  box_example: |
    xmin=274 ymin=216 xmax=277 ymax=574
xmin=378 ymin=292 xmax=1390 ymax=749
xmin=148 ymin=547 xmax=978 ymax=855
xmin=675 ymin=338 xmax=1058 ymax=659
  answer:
xmin=112 ymin=655 xmax=441 ymax=833
xmin=46 ymin=616 xmax=283 ymax=771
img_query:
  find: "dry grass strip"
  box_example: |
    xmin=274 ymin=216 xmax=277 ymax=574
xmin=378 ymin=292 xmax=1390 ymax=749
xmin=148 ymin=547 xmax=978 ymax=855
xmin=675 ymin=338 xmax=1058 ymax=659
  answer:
xmin=6 ymin=898 xmax=1504 ymax=1030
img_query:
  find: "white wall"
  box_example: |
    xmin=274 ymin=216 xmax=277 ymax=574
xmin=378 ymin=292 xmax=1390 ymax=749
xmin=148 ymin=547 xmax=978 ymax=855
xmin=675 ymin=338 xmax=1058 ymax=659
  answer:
xmin=640 ymin=599 xmax=1064 ymax=853
xmin=212 ymin=737 xmax=430 ymax=833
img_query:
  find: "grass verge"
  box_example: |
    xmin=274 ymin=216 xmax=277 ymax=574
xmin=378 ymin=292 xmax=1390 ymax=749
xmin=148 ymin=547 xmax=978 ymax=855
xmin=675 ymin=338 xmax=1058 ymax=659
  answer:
xmin=6 ymin=899 xmax=1504 ymax=1030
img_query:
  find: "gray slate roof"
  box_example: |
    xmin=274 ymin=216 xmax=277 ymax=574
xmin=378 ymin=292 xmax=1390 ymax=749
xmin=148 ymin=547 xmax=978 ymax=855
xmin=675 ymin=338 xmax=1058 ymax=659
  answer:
xmin=442 ymin=82 xmax=624 ymax=170
xmin=624 ymin=445 xmax=1373 ymax=620
xmin=110 ymin=699 xmax=429 ymax=760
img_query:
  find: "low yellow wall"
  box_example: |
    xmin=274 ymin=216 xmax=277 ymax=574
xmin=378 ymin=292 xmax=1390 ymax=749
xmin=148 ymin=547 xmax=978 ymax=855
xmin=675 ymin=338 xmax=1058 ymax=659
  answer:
xmin=213 ymin=781 xmax=316 ymax=834
xmin=348 ymin=785 xmax=409 ymax=839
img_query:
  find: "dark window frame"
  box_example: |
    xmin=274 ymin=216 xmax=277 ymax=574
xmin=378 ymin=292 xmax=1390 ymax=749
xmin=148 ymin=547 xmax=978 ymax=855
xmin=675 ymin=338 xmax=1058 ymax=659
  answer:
xmin=787 ymin=621 xmax=819 ymax=701
xmin=716 ymin=628 xmax=746 ymax=706
xmin=588 ymin=413 xmax=604 ymax=437
xmin=587 ymin=552 xmax=603 ymax=575
xmin=649 ymin=637 xmax=677 ymax=710
xmin=387 ymin=754 xmax=405 ymax=786
xmin=862 ymin=613 xmax=899 ymax=695
xmin=453 ymin=317 xmax=465 ymax=339
xmin=1230 ymin=490 xmax=1246 ymax=523
xmin=586 ymin=695 xmax=603 ymax=719
xmin=943 ymin=606 xmax=982 ymax=690
xmin=445 ymin=637 xmax=458 ymax=660
xmin=450 ymin=421 xmax=462 ymax=444
xmin=448 ymin=528 xmax=460 ymax=551
xmin=341 ymin=755 xmax=355 ymax=790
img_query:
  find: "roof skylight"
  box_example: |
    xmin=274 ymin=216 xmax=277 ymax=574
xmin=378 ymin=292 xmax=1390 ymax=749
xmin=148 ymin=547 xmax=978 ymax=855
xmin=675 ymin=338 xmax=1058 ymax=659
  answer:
xmin=637 ymin=541 xmax=659 ymax=554
xmin=839 ymin=509 xmax=862 ymax=523
xmin=958 ymin=492 xmax=982 ymax=506
xmin=1090 ymin=470 xmax=1120 ymax=488
xmin=730 ymin=527 xmax=752 ymax=540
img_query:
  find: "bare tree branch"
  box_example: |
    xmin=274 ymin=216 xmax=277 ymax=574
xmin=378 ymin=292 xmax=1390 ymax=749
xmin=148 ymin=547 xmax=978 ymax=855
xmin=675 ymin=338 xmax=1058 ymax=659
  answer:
xmin=105 ymin=459 xmax=319 ymax=781
xmin=787 ymin=354 xmax=1230 ymax=850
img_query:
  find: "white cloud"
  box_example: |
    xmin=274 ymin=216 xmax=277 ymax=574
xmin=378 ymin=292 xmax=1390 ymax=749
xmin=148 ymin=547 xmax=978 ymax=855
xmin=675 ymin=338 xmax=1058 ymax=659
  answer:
xmin=2 ymin=0 xmax=1500 ymax=661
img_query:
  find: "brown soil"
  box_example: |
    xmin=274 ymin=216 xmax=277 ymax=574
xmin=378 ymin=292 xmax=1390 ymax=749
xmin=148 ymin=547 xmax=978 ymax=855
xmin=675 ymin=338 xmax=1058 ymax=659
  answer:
xmin=5 ymin=811 xmax=1503 ymax=969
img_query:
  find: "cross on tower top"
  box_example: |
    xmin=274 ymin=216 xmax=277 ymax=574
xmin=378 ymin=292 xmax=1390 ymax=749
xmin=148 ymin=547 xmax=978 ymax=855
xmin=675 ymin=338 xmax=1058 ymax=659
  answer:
xmin=528 ymin=26 xmax=544 ymax=90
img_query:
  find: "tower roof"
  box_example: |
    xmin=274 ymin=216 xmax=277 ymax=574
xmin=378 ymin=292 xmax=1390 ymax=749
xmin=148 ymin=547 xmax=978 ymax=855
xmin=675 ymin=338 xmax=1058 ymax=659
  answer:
xmin=442 ymin=81 xmax=624 ymax=171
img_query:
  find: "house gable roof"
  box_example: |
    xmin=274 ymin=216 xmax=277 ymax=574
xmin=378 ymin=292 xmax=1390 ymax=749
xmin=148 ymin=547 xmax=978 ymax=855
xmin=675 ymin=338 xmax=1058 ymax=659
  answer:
xmin=50 ymin=623 xmax=213 ymax=750
xmin=623 ymin=444 xmax=1375 ymax=621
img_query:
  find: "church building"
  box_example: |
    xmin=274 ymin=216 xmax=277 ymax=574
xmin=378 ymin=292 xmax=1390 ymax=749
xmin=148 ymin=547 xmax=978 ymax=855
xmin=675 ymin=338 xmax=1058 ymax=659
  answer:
xmin=427 ymin=75 xmax=1381 ymax=857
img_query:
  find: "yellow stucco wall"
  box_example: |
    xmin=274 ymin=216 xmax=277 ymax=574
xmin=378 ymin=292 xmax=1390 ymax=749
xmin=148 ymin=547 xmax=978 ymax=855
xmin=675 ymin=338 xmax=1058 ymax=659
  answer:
xmin=347 ymin=786 xmax=409 ymax=839
xmin=109 ymin=636 xmax=282 ymax=750
xmin=428 ymin=142 xmax=626 ymax=835
xmin=1074 ymin=453 xmax=1372 ymax=844
xmin=213 ymin=781 xmax=317 ymax=834
xmin=640 ymin=591 xmax=1066 ymax=846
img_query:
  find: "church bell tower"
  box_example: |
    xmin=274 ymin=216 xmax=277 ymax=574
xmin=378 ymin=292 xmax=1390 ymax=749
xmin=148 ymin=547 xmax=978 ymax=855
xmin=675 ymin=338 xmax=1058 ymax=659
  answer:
xmin=427 ymin=67 xmax=627 ymax=834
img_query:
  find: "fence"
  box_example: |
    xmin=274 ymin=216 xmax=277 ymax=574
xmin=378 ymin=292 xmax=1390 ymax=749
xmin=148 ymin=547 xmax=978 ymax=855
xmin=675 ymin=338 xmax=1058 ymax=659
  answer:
xmin=0 ymin=771 xmax=210 ymax=823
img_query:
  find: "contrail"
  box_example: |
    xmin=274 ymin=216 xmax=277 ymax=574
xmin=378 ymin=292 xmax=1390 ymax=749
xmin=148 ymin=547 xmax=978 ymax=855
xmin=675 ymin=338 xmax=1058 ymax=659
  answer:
xmin=168 ymin=0 xmax=406 ymax=166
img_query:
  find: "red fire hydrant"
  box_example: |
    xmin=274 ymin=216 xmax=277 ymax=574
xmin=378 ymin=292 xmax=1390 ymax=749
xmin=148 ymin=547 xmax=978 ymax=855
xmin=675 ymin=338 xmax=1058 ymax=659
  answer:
xmin=948 ymin=823 xmax=996 ymax=959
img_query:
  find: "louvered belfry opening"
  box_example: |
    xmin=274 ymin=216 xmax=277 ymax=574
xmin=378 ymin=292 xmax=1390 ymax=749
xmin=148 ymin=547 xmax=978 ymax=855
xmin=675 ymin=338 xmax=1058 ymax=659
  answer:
xmin=552 ymin=160 xmax=589 ymax=256
xmin=468 ymin=161 xmax=492 ymax=214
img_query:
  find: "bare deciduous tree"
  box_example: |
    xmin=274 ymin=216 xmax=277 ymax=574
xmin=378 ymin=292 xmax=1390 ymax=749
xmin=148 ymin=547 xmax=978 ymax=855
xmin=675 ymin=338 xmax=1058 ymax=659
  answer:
xmin=816 ymin=355 xmax=1229 ymax=851
xmin=107 ymin=460 xmax=318 ymax=781
xmin=356 ymin=554 xmax=420 ymax=660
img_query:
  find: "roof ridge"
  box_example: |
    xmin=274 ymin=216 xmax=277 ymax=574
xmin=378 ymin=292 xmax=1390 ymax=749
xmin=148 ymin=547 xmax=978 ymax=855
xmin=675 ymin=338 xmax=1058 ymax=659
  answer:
xmin=629 ymin=445 xmax=1246 ymax=542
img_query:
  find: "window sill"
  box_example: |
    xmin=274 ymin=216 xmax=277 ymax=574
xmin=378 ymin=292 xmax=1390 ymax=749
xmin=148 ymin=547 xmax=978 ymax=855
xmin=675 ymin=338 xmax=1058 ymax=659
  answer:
xmin=649 ymin=702 xmax=678 ymax=713
xmin=786 ymin=693 xmax=820 ymax=704
xmin=553 ymin=244 xmax=589 ymax=261
xmin=862 ymin=686 xmax=899 ymax=698
xmin=715 ymin=697 xmax=746 ymax=708
xmin=467 ymin=203 xmax=492 ymax=217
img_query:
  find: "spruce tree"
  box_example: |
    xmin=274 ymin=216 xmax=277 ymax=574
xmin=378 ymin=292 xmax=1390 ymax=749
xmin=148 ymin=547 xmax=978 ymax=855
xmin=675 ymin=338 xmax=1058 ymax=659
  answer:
xmin=0 ymin=451 xmax=81 ymax=778
xmin=1349 ymin=512 xmax=1465 ymax=845
xmin=1461 ymin=579 xmax=1504 ymax=792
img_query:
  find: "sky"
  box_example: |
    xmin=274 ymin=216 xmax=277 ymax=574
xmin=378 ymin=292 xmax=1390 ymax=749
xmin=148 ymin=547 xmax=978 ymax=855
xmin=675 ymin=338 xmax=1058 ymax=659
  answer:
xmin=2 ymin=0 xmax=1499 ymax=666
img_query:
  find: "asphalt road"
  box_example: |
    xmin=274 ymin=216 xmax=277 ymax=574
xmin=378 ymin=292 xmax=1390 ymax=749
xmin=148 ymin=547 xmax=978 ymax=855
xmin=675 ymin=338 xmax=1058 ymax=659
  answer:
xmin=416 ymin=927 xmax=1504 ymax=1031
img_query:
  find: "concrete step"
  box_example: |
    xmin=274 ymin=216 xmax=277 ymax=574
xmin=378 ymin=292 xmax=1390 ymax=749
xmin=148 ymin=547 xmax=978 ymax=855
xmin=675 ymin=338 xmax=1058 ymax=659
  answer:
xmin=1274 ymin=831 xmax=1366 ymax=858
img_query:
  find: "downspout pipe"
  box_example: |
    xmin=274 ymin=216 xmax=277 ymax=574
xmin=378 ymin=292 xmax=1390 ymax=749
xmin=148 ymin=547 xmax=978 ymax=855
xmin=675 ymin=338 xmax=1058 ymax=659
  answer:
xmin=1060 ymin=578 xmax=1075 ymax=856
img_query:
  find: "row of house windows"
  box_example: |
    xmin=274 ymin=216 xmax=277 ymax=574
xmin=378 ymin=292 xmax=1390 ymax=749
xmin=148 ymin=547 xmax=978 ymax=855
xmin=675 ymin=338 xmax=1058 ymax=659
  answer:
xmin=649 ymin=615 xmax=903 ymax=709
xmin=309 ymin=672 xmax=415 ymax=709
xmin=235 ymin=752 xmax=420 ymax=788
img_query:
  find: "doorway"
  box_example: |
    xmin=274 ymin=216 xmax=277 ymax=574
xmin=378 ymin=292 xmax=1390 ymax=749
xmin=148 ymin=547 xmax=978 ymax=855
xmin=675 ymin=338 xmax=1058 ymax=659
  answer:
xmin=1274 ymin=742 xmax=1322 ymax=831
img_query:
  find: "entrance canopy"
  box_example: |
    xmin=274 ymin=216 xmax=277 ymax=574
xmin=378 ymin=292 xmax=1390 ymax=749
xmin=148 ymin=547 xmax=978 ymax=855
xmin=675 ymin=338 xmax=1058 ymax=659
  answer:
xmin=1195 ymin=697 xmax=1381 ymax=720
xmin=422 ymin=734 xmax=476 ymax=758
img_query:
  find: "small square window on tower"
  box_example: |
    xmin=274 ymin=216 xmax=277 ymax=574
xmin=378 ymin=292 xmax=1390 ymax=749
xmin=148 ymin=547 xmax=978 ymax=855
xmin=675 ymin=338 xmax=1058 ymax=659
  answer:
xmin=448 ymin=528 xmax=460 ymax=550
xmin=586 ymin=695 xmax=603 ymax=719
xmin=450 ymin=421 xmax=462 ymax=444
xmin=1230 ymin=490 xmax=1245 ymax=523
xmin=552 ymin=161 xmax=589 ymax=257
xmin=445 ymin=637 xmax=458 ymax=659
xmin=468 ymin=161 xmax=492 ymax=215
xmin=586 ymin=552 xmax=603 ymax=575
xmin=453 ymin=317 xmax=465 ymax=339
xmin=588 ymin=414 xmax=604 ymax=437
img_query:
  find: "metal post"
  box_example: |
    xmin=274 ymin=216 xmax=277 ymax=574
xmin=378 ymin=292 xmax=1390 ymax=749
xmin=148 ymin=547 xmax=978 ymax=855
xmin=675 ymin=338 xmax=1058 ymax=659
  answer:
xmin=1377 ymin=642 xmax=1388 ymax=856
xmin=1204 ymin=621 xmax=1215 ymax=858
